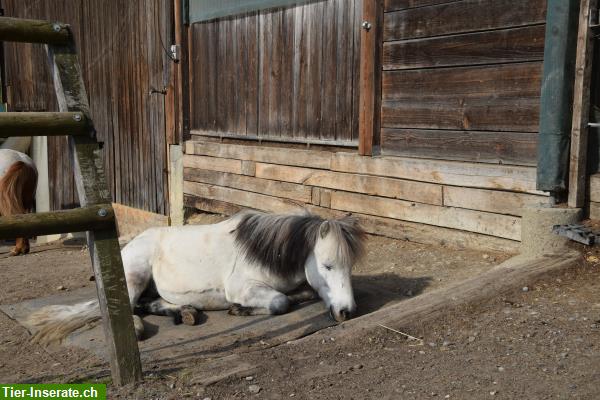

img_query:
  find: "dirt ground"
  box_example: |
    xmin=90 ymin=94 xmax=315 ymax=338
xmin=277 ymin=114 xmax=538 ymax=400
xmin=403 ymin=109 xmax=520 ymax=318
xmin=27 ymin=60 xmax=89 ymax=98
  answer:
xmin=0 ymin=214 xmax=598 ymax=399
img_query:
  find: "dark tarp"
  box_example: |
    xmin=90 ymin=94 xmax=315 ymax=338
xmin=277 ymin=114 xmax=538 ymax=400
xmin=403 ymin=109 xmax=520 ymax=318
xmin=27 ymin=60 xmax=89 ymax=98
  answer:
xmin=536 ymin=0 xmax=580 ymax=192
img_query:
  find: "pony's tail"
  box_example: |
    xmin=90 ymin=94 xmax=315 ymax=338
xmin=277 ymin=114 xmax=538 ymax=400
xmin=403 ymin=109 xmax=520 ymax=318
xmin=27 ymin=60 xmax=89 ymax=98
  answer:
xmin=25 ymin=300 xmax=101 ymax=345
xmin=0 ymin=161 xmax=38 ymax=216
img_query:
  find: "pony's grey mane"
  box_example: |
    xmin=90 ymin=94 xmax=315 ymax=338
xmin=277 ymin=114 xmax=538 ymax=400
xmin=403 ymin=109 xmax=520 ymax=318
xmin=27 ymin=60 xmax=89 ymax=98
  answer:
xmin=233 ymin=211 xmax=366 ymax=278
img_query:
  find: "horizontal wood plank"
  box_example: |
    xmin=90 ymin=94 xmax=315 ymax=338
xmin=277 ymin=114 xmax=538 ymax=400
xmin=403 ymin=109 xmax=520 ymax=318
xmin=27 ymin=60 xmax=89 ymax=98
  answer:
xmin=330 ymin=191 xmax=521 ymax=240
xmin=184 ymin=168 xmax=312 ymax=203
xmin=112 ymin=202 xmax=168 ymax=238
xmin=443 ymin=186 xmax=545 ymax=216
xmin=383 ymin=62 xmax=542 ymax=102
xmin=331 ymin=152 xmax=541 ymax=194
xmin=384 ymin=0 xmax=460 ymax=12
xmin=383 ymin=0 xmax=547 ymax=41
xmin=183 ymin=154 xmax=242 ymax=174
xmin=254 ymin=163 xmax=317 ymax=183
xmin=383 ymin=25 xmax=545 ymax=70
xmin=381 ymin=129 xmax=538 ymax=165
xmin=185 ymin=140 xmax=332 ymax=169
xmin=303 ymin=170 xmax=443 ymax=205
xmin=381 ymin=99 xmax=539 ymax=132
xmin=183 ymin=181 xmax=304 ymax=214
xmin=381 ymin=63 xmax=542 ymax=132
xmin=184 ymin=194 xmax=243 ymax=215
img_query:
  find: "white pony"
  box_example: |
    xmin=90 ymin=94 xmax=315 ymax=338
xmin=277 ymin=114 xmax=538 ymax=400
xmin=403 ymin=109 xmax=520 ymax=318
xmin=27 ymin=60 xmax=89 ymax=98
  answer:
xmin=0 ymin=148 xmax=38 ymax=256
xmin=28 ymin=211 xmax=366 ymax=342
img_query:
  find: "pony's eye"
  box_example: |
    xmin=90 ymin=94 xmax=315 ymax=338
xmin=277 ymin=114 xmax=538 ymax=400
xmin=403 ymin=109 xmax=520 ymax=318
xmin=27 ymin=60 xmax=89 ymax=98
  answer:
xmin=323 ymin=264 xmax=333 ymax=271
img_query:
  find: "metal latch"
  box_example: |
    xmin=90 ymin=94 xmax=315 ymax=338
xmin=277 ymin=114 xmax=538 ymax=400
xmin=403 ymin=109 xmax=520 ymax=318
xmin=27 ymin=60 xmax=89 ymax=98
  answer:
xmin=170 ymin=44 xmax=180 ymax=62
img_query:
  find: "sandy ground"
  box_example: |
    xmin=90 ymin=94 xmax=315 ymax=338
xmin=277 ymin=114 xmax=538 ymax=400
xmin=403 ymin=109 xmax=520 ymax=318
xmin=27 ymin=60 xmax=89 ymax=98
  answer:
xmin=0 ymin=213 xmax=598 ymax=399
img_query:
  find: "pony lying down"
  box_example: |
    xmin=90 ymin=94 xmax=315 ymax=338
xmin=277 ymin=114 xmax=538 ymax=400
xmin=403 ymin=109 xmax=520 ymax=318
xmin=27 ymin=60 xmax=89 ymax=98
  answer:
xmin=28 ymin=211 xmax=366 ymax=343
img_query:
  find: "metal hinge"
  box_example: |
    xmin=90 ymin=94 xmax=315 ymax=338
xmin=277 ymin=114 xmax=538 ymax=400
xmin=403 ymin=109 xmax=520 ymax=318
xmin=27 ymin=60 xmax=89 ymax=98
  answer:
xmin=170 ymin=44 xmax=180 ymax=62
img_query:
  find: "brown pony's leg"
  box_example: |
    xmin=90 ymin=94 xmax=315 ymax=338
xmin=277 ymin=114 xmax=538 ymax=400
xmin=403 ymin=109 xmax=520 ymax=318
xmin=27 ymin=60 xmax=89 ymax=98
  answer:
xmin=0 ymin=161 xmax=38 ymax=257
xmin=11 ymin=238 xmax=29 ymax=256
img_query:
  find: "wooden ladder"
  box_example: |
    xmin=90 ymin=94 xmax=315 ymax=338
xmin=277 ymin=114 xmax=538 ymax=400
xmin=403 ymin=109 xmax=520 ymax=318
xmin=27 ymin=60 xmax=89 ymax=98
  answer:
xmin=0 ymin=17 xmax=142 ymax=385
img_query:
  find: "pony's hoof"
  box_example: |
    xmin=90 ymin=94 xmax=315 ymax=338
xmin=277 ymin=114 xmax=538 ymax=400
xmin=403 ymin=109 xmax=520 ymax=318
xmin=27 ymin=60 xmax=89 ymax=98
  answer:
xmin=133 ymin=315 xmax=144 ymax=340
xmin=9 ymin=248 xmax=23 ymax=256
xmin=180 ymin=306 xmax=199 ymax=326
xmin=228 ymin=303 xmax=253 ymax=316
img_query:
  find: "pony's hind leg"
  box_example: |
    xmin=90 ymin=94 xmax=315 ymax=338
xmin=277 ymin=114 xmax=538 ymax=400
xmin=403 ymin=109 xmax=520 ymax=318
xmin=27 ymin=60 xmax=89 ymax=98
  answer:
xmin=144 ymin=298 xmax=200 ymax=326
xmin=228 ymin=284 xmax=290 ymax=316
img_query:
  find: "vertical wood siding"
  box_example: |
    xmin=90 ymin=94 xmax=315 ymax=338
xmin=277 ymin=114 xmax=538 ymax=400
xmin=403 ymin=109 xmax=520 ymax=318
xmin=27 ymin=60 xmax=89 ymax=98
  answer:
xmin=2 ymin=0 xmax=171 ymax=214
xmin=189 ymin=0 xmax=362 ymax=145
xmin=380 ymin=0 xmax=547 ymax=166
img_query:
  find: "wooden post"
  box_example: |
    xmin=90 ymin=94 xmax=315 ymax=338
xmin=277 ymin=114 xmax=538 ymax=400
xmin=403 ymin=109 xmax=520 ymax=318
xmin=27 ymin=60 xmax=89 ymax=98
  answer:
xmin=46 ymin=42 xmax=142 ymax=385
xmin=568 ymin=0 xmax=597 ymax=208
xmin=358 ymin=0 xmax=383 ymax=156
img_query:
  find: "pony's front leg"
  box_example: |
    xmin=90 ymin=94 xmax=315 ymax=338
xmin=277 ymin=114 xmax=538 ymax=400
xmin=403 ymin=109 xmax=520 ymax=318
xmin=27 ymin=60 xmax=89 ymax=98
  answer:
xmin=228 ymin=284 xmax=290 ymax=316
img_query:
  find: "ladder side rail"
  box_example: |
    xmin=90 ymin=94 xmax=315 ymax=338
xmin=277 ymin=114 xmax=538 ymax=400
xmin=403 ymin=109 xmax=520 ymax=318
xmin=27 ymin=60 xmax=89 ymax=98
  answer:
xmin=46 ymin=40 xmax=142 ymax=385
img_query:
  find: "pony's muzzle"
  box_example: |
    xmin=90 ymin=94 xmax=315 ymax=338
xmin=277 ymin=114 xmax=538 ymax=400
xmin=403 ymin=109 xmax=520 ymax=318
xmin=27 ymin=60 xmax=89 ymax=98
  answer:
xmin=329 ymin=306 xmax=353 ymax=322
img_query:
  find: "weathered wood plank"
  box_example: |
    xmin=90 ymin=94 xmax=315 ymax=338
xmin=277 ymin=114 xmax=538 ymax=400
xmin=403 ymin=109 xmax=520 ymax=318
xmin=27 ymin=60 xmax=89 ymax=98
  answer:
xmin=183 ymin=181 xmax=303 ymax=214
xmin=383 ymin=62 xmax=542 ymax=101
xmin=185 ymin=193 xmax=519 ymax=252
xmin=184 ymin=167 xmax=312 ymax=203
xmin=383 ymin=0 xmax=547 ymax=41
xmin=0 ymin=111 xmax=91 ymax=137
xmin=330 ymin=191 xmax=521 ymax=240
xmin=0 ymin=204 xmax=114 ymax=239
xmin=112 ymin=202 xmax=169 ymax=238
xmin=185 ymin=140 xmax=332 ymax=169
xmin=184 ymin=194 xmax=243 ymax=215
xmin=358 ymin=0 xmax=383 ymax=155
xmin=183 ymin=154 xmax=243 ymax=174
xmin=0 ymin=16 xmax=71 ymax=44
xmin=303 ymin=170 xmax=443 ymax=205
xmin=382 ymin=99 xmax=540 ymax=132
xmin=335 ymin=252 xmax=578 ymax=341
xmin=443 ymin=186 xmax=545 ymax=216
xmin=331 ymin=152 xmax=542 ymax=194
xmin=382 ymin=63 xmax=542 ymax=132
xmin=383 ymin=25 xmax=545 ymax=70
xmin=384 ymin=0 xmax=459 ymax=12
xmin=47 ymin=40 xmax=141 ymax=384
xmin=254 ymin=163 xmax=316 ymax=183
xmin=350 ymin=208 xmax=519 ymax=252
xmin=381 ymin=129 xmax=538 ymax=165
xmin=568 ymin=0 xmax=596 ymax=208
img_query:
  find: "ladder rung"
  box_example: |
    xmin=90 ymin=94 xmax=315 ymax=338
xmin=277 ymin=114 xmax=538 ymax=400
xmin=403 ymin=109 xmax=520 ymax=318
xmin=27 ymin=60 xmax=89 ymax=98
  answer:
xmin=0 ymin=16 xmax=71 ymax=45
xmin=0 ymin=112 xmax=91 ymax=137
xmin=0 ymin=204 xmax=114 ymax=240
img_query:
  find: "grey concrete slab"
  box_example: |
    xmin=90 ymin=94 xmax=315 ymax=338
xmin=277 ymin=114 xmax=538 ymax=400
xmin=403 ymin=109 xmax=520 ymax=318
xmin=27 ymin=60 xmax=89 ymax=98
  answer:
xmin=1 ymin=280 xmax=404 ymax=366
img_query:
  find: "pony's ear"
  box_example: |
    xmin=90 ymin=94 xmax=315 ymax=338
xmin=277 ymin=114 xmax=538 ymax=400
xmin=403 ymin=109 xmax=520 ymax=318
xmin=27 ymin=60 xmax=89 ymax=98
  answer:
xmin=340 ymin=213 xmax=360 ymax=227
xmin=320 ymin=221 xmax=330 ymax=238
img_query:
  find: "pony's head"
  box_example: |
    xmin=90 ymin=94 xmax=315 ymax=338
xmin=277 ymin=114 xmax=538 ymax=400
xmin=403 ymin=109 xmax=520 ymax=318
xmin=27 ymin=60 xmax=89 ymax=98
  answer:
xmin=304 ymin=215 xmax=366 ymax=322
xmin=234 ymin=211 xmax=366 ymax=322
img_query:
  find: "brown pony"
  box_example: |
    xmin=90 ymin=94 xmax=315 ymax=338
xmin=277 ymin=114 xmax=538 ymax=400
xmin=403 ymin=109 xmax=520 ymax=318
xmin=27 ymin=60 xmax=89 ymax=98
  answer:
xmin=0 ymin=149 xmax=38 ymax=256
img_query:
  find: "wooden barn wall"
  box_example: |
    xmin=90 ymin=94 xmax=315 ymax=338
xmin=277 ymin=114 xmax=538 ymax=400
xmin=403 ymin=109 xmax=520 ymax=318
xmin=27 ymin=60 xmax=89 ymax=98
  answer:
xmin=188 ymin=0 xmax=362 ymax=145
xmin=182 ymin=138 xmax=548 ymax=252
xmin=380 ymin=0 xmax=547 ymax=166
xmin=2 ymin=0 xmax=171 ymax=214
